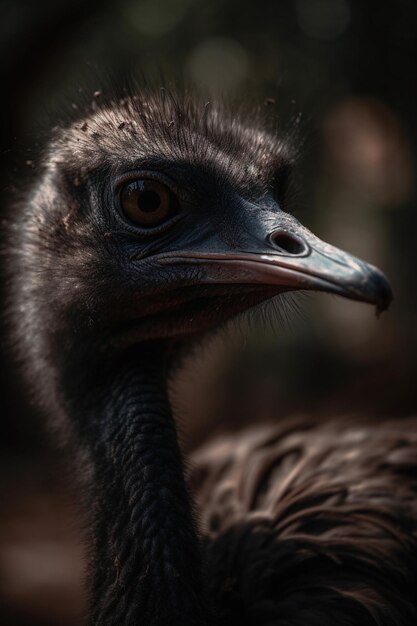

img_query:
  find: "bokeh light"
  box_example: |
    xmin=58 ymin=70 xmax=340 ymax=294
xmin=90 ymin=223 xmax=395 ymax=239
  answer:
xmin=186 ymin=37 xmax=250 ymax=94
xmin=296 ymin=0 xmax=350 ymax=40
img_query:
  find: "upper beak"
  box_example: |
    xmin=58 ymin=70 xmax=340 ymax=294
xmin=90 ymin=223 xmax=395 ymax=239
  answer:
xmin=157 ymin=214 xmax=392 ymax=314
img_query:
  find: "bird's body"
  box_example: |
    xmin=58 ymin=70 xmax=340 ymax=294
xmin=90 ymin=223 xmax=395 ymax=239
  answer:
xmin=6 ymin=86 xmax=416 ymax=625
xmin=192 ymin=416 xmax=417 ymax=624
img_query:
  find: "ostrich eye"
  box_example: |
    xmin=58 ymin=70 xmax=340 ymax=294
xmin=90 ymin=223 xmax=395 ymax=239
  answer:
xmin=119 ymin=179 xmax=178 ymax=227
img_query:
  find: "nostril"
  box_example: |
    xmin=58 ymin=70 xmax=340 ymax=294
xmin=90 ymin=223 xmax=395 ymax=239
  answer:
xmin=270 ymin=231 xmax=306 ymax=255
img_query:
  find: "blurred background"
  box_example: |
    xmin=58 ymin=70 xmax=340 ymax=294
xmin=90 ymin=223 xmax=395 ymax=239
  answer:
xmin=0 ymin=0 xmax=416 ymax=623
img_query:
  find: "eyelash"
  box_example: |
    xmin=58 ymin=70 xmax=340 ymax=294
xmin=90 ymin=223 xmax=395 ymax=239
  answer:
xmin=114 ymin=169 xmax=180 ymax=196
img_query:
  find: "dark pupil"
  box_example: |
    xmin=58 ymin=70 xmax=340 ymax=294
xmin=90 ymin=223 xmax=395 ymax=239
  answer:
xmin=137 ymin=190 xmax=161 ymax=213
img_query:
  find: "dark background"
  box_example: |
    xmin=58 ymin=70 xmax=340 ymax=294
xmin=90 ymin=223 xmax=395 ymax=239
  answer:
xmin=0 ymin=0 xmax=416 ymax=624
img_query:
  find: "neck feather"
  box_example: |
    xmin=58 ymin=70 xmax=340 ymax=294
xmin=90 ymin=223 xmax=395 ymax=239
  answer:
xmin=68 ymin=343 xmax=209 ymax=625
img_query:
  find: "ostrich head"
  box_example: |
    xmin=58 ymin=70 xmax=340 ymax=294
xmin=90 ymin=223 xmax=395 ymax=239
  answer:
xmin=11 ymin=91 xmax=390 ymax=389
xmin=8 ymin=89 xmax=392 ymax=625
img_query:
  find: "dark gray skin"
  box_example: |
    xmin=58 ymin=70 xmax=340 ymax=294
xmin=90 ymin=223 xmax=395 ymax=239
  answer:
xmin=7 ymin=90 xmax=394 ymax=625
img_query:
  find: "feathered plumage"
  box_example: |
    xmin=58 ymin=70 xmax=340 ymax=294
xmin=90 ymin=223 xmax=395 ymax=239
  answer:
xmin=193 ymin=416 xmax=417 ymax=624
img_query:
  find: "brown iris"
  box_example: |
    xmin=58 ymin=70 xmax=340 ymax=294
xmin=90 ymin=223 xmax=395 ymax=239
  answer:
xmin=119 ymin=179 xmax=178 ymax=227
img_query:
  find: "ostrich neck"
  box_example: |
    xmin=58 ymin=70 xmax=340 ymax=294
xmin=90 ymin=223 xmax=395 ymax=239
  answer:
xmin=69 ymin=341 xmax=208 ymax=625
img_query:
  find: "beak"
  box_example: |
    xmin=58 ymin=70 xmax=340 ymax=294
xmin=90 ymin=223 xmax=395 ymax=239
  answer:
xmin=157 ymin=214 xmax=392 ymax=314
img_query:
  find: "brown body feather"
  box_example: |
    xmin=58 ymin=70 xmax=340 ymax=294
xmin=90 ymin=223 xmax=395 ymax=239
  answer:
xmin=191 ymin=416 xmax=417 ymax=624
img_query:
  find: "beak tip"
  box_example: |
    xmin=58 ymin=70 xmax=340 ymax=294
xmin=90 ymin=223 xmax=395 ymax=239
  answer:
xmin=333 ymin=261 xmax=393 ymax=313
xmin=367 ymin=266 xmax=393 ymax=315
